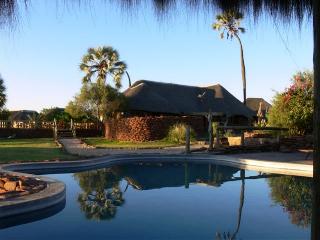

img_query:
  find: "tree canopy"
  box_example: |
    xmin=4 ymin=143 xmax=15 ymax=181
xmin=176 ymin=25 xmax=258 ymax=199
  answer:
xmin=65 ymin=83 xmax=127 ymax=122
xmin=268 ymin=71 xmax=313 ymax=135
xmin=39 ymin=107 xmax=71 ymax=122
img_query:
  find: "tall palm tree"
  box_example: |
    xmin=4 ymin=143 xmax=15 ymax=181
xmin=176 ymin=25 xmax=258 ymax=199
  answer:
xmin=0 ymin=76 xmax=6 ymax=110
xmin=213 ymin=10 xmax=247 ymax=105
xmin=80 ymin=46 xmax=127 ymax=88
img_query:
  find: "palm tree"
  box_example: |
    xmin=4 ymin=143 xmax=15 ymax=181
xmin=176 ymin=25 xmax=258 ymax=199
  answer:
xmin=0 ymin=76 xmax=6 ymax=110
xmin=212 ymin=10 xmax=247 ymax=105
xmin=80 ymin=46 xmax=127 ymax=89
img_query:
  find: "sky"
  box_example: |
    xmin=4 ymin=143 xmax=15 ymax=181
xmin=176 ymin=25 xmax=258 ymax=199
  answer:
xmin=0 ymin=1 xmax=313 ymax=112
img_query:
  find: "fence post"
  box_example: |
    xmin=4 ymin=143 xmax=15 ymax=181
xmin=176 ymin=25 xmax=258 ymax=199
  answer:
xmin=185 ymin=125 xmax=191 ymax=154
xmin=53 ymin=118 xmax=57 ymax=141
xmin=70 ymin=119 xmax=76 ymax=138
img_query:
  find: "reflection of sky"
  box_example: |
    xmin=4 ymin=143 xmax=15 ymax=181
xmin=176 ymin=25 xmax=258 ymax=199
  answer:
xmin=0 ymin=1 xmax=313 ymax=111
xmin=0 ymin=165 xmax=310 ymax=239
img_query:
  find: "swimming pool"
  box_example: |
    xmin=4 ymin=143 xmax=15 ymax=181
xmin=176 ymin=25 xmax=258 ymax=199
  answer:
xmin=0 ymin=161 xmax=311 ymax=239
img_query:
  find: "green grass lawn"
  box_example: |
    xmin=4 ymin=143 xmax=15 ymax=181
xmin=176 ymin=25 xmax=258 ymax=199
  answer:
xmin=83 ymin=137 xmax=182 ymax=149
xmin=0 ymin=138 xmax=77 ymax=164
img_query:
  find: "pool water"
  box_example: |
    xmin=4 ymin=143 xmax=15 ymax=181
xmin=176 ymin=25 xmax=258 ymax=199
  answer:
xmin=0 ymin=162 xmax=311 ymax=239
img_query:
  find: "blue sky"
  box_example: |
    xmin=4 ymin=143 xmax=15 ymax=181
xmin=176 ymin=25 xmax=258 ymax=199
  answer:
xmin=0 ymin=1 xmax=313 ymax=111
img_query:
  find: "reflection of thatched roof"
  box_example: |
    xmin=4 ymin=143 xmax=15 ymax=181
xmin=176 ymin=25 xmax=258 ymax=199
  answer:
xmin=124 ymin=80 xmax=255 ymax=118
xmin=119 ymin=163 xmax=238 ymax=190
xmin=246 ymin=98 xmax=271 ymax=114
xmin=10 ymin=110 xmax=38 ymax=121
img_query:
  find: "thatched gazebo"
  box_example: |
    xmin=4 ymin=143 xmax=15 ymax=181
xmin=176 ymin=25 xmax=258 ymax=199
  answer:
xmin=1 ymin=1 xmax=319 ymax=238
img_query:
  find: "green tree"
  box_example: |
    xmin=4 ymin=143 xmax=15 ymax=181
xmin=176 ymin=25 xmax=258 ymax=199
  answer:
xmin=40 ymin=107 xmax=71 ymax=122
xmin=65 ymin=83 xmax=126 ymax=122
xmin=0 ymin=76 xmax=7 ymax=110
xmin=213 ymin=10 xmax=247 ymax=105
xmin=80 ymin=46 xmax=127 ymax=89
xmin=268 ymin=71 xmax=313 ymax=135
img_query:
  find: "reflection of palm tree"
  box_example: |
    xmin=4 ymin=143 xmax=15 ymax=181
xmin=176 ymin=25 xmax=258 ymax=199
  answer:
xmin=74 ymin=168 xmax=125 ymax=221
xmin=216 ymin=170 xmax=245 ymax=240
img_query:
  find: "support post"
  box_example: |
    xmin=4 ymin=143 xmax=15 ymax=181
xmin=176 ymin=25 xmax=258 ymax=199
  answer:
xmin=185 ymin=125 xmax=190 ymax=154
xmin=312 ymin=1 xmax=320 ymax=239
xmin=215 ymin=126 xmax=221 ymax=149
xmin=276 ymin=131 xmax=280 ymax=145
xmin=240 ymin=130 xmax=244 ymax=146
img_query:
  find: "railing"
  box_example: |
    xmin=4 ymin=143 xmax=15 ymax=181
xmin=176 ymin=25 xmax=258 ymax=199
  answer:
xmin=215 ymin=126 xmax=289 ymax=148
xmin=0 ymin=120 xmax=100 ymax=130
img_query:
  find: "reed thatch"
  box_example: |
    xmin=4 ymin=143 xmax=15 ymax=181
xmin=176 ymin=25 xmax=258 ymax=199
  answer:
xmin=124 ymin=80 xmax=255 ymax=118
xmin=0 ymin=0 xmax=313 ymax=28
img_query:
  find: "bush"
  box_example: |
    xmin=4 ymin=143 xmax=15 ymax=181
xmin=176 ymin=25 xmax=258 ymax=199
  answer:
xmin=268 ymin=71 xmax=313 ymax=136
xmin=167 ymin=123 xmax=196 ymax=143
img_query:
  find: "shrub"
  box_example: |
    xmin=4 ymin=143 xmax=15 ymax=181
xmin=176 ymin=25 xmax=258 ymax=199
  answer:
xmin=167 ymin=123 xmax=196 ymax=143
xmin=268 ymin=71 xmax=313 ymax=136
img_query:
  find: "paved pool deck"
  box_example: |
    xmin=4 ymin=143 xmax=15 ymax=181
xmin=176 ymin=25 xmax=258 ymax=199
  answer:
xmin=59 ymin=138 xmax=313 ymax=165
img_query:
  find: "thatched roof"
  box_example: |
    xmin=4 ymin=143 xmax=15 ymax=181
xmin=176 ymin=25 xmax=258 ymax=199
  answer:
xmin=246 ymin=98 xmax=271 ymax=113
xmin=1 ymin=0 xmax=312 ymax=28
xmin=9 ymin=110 xmax=38 ymax=121
xmin=124 ymin=80 xmax=255 ymax=118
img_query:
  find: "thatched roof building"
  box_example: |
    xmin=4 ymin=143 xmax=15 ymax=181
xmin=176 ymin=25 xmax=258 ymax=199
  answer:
xmin=124 ymin=80 xmax=255 ymax=118
xmin=246 ymin=98 xmax=271 ymax=115
xmin=9 ymin=110 xmax=38 ymax=121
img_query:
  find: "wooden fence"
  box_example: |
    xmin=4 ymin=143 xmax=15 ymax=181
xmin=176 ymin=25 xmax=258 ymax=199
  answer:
xmin=0 ymin=120 xmax=100 ymax=130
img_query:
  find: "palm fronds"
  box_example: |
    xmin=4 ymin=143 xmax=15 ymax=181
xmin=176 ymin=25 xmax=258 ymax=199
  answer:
xmin=79 ymin=46 xmax=127 ymax=88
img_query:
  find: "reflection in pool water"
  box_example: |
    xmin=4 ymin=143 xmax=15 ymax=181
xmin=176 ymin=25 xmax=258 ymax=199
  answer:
xmin=268 ymin=176 xmax=312 ymax=228
xmin=0 ymin=162 xmax=312 ymax=239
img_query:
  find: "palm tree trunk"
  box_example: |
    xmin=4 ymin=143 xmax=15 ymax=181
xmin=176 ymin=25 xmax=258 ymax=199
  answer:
xmin=312 ymin=1 xmax=320 ymax=239
xmin=235 ymin=34 xmax=247 ymax=105
xmin=126 ymin=71 xmax=132 ymax=87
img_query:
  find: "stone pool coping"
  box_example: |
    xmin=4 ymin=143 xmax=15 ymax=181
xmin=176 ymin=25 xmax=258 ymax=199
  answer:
xmin=0 ymin=152 xmax=313 ymax=218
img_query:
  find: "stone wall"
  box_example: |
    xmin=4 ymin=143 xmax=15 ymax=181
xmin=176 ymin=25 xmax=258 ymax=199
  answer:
xmin=105 ymin=116 xmax=206 ymax=142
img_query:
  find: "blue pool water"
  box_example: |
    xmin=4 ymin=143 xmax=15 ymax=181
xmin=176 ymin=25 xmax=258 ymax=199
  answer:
xmin=0 ymin=161 xmax=311 ymax=239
